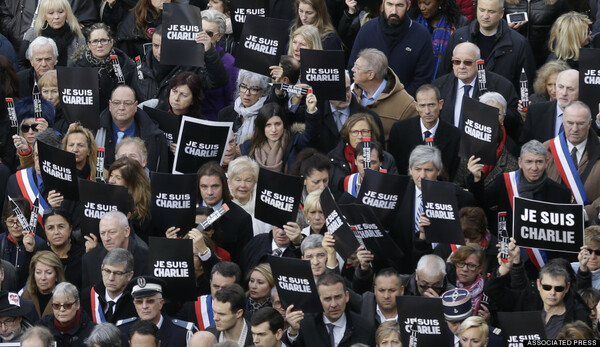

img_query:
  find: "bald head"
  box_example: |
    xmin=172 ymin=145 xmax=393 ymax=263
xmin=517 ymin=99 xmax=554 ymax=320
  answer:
xmin=452 ymin=43 xmax=480 ymax=84
xmin=556 ymin=69 xmax=579 ymax=110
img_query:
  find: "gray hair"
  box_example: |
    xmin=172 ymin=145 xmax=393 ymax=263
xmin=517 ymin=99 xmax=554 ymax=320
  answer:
xmin=520 ymin=140 xmax=548 ymax=159
xmin=408 ymin=145 xmax=443 ymax=172
xmin=227 ymin=156 xmax=259 ymax=183
xmin=20 ymin=326 xmax=54 ymax=347
xmin=100 ymin=211 xmax=129 ymax=230
xmin=270 ymin=286 xmax=279 ymax=301
xmin=85 ymin=323 xmax=122 ymax=347
xmin=453 ymin=42 xmax=481 ymax=60
xmin=26 ymin=36 xmax=59 ymax=61
xmin=53 ymin=282 xmax=80 ymax=302
xmin=116 ymin=137 xmax=148 ymax=163
xmin=416 ymin=254 xmax=447 ymax=277
xmin=201 ymin=9 xmax=227 ymax=34
xmin=34 ymin=129 xmax=63 ymax=149
xmin=479 ymin=92 xmax=507 ymax=116
xmin=102 ymin=248 xmax=134 ymax=273
xmin=301 ymin=234 xmax=324 ymax=255
xmin=357 ymin=48 xmax=388 ymax=80
xmin=236 ymin=69 xmax=270 ymax=96
xmin=477 ymin=0 xmax=504 ymax=10
xmin=563 ymin=100 xmax=592 ymax=120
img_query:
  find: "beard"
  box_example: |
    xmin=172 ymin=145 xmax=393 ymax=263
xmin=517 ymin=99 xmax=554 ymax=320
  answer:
xmin=386 ymin=13 xmax=401 ymax=26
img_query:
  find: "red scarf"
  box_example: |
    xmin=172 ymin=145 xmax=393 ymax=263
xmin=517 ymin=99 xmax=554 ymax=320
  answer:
xmin=54 ymin=309 xmax=81 ymax=333
xmin=7 ymin=234 xmax=19 ymax=246
xmin=344 ymin=144 xmax=358 ymax=174
xmin=481 ymin=125 xmax=506 ymax=177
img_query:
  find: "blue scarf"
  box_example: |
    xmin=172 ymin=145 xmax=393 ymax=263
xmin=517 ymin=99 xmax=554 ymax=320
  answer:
xmin=416 ymin=14 xmax=453 ymax=80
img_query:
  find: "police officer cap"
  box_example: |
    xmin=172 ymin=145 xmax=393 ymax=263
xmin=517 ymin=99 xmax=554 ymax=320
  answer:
xmin=127 ymin=276 xmax=167 ymax=298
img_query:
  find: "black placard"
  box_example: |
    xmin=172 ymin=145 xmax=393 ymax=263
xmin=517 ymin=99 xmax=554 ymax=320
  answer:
xmin=151 ymin=172 xmax=197 ymax=236
xmin=144 ymin=106 xmax=180 ymax=147
xmin=512 ymin=196 xmax=583 ymax=253
xmin=498 ymin=311 xmax=546 ymax=345
xmin=396 ymin=296 xmax=448 ymax=346
xmin=319 ymin=187 xmax=361 ymax=260
xmin=421 ymin=180 xmax=464 ymax=245
xmin=56 ymin=66 xmax=100 ymax=131
xmin=300 ymin=49 xmax=346 ymax=101
xmin=255 ymin=168 xmax=303 ymax=228
xmin=579 ymin=48 xmax=600 ymax=116
xmin=229 ymin=0 xmax=268 ymax=42
xmin=37 ymin=141 xmax=79 ymax=201
xmin=356 ymin=170 xmax=409 ymax=230
xmin=161 ymin=3 xmax=204 ymax=67
xmin=268 ymin=256 xmax=322 ymax=313
xmin=78 ymin=180 xmax=130 ymax=237
xmin=339 ymin=204 xmax=403 ymax=259
xmin=172 ymin=116 xmax=233 ymax=174
xmin=234 ymin=15 xmax=289 ymax=76
xmin=458 ymin=97 xmax=499 ymax=165
xmin=149 ymin=237 xmax=196 ymax=302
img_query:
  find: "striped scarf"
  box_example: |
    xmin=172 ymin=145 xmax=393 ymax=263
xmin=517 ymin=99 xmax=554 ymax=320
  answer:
xmin=415 ymin=14 xmax=453 ymax=80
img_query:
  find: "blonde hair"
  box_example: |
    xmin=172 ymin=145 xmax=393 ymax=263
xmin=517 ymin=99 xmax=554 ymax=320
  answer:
xmin=458 ymin=316 xmax=489 ymax=340
xmin=26 ymin=251 xmax=66 ymax=296
xmin=38 ymin=69 xmax=57 ymax=89
xmin=62 ymin=123 xmax=97 ymax=181
xmin=287 ymin=24 xmax=323 ymax=56
xmin=291 ymin=0 xmax=337 ymax=41
xmin=548 ymin=12 xmax=591 ymax=61
xmin=532 ymin=61 xmax=569 ymax=97
xmin=34 ymin=0 xmax=83 ymax=38
xmin=303 ymin=189 xmax=322 ymax=219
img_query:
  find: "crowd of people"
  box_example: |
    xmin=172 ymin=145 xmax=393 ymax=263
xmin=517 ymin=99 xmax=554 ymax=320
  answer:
xmin=0 ymin=0 xmax=600 ymax=345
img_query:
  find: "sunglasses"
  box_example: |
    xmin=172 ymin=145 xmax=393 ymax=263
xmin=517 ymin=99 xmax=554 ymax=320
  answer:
xmin=451 ymin=59 xmax=475 ymax=67
xmin=21 ymin=123 xmax=39 ymax=133
xmin=587 ymin=248 xmax=600 ymax=256
xmin=541 ymin=284 xmax=566 ymax=292
xmin=52 ymin=301 xmax=76 ymax=310
xmin=206 ymin=30 xmax=214 ymax=37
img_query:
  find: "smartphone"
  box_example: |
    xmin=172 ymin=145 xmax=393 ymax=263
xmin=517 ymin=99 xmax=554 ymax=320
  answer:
xmin=507 ymin=12 xmax=528 ymax=24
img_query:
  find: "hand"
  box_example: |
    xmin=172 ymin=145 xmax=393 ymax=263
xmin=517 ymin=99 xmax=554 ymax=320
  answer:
xmin=322 ymin=232 xmax=336 ymax=255
xmin=170 ymin=143 xmax=177 ymax=154
xmin=345 ymin=0 xmax=358 ymax=14
xmin=35 ymin=117 xmax=48 ymax=132
xmin=106 ymin=0 xmax=116 ymax=7
xmin=195 ymin=31 xmax=212 ymax=51
xmin=306 ymin=92 xmax=318 ymax=114
xmin=189 ymin=228 xmax=208 ymax=254
xmin=12 ymin=135 xmax=30 ymax=153
xmin=356 ymin=246 xmax=373 ymax=270
xmin=23 ymin=232 xmax=35 ymax=252
xmin=417 ymin=213 xmax=431 ymax=240
xmin=596 ymin=103 xmax=600 ymax=124
xmin=517 ymin=100 xmax=527 ymax=122
xmin=467 ymin=156 xmax=484 ymax=183
xmin=285 ymin=304 xmax=304 ymax=336
xmin=508 ymin=20 xmax=528 ymax=30
xmin=47 ymin=190 xmax=64 ymax=208
xmin=165 ymin=227 xmax=180 ymax=239
xmin=290 ymin=84 xmax=311 ymax=105
xmin=283 ymin=222 xmax=302 ymax=245
xmin=84 ymin=234 xmax=98 ymax=253
xmin=497 ymin=237 xmax=519 ymax=276
xmin=579 ymin=245 xmax=591 ymax=272
xmin=422 ymin=288 xmax=440 ymax=298
xmin=478 ymin=304 xmax=491 ymax=324
xmin=270 ymin=65 xmax=284 ymax=83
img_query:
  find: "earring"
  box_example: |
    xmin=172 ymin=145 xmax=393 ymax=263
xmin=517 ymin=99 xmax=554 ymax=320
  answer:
xmin=438 ymin=5 xmax=442 ymax=9
xmin=41 ymin=21 xmax=49 ymax=30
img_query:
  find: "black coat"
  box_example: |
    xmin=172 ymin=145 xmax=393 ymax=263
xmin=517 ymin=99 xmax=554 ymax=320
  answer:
xmin=519 ymin=100 xmax=558 ymax=145
xmin=240 ymin=231 xmax=302 ymax=278
xmin=282 ymin=311 xmax=375 ymax=347
xmin=388 ymin=116 xmax=461 ymax=179
xmin=115 ymin=11 xmax=157 ymax=59
xmin=38 ymin=311 xmax=96 ymax=347
xmin=97 ymin=106 xmax=169 ymax=172
xmin=202 ymin=201 xmax=253 ymax=265
xmin=81 ymin=234 xmax=149 ymax=289
xmin=119 ymin=315 xmax=195 ymax=347
xmin=36 ymin=237 xmax=85 ymax=289
xmin=80 ymin=282 xmax=137 ymax=324
xmin=17 ymin=68 xmax=35 ymax=98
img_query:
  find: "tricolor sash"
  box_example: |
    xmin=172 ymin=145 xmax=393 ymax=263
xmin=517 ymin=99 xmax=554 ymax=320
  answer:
xmin=90 ymin=287 xmax=107 ymax=323
xmin=549 ymin=134 xmax=588 ymax=205
xmin=15 ymin=168 xmax=49 ymax=227
xmin=503 ymin=170 xmax=547 ymax=270
xmin=194 ymin=294 xmax=214 ymax=330
xmin=344 ymin=173 xmax=360 ymax=197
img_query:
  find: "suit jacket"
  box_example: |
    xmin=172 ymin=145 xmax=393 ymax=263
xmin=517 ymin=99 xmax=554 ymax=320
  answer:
xmin=388 ymin=117 xmax=461 ymax=179
xmin=283 ymin=311 xmax=375 ymax=347
xmin=240 ymin=231 xmax=301 ymax=277
xmin=80 ymin=283 xmax=137 ymax=324
xmin=520 ymin=100 xmax=558 ymax=145
xmin=432 ymin=71 xmax=520 ymax=142
xmin=389 ymin=182 xmax=476 ymax=274
xmin=214 ymin=201 xmax=254 ymax=265
xmin=119 ymin=315 xmax=195 ymax=347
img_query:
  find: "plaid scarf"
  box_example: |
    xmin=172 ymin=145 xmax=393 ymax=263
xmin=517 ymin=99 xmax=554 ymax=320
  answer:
xmin=415 ymin=14 xmax=453 ymax=80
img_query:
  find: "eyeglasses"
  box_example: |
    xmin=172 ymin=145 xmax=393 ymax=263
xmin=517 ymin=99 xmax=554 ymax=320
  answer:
xmin=541 ymin=284 xmax=566 ymax=292
xmin=588 ymin=248 xmax=600 ymax=256
xmin=110 ymin=100 xmax=136 ymax=107
xmin=102 ymin=268 xmax=129 ymax=277
xmin=4 ymin=219 xmax=19 ymax=228
xmin=21 ymin=123 xmax=39 ymax=133
xmin=89 ymin=38 xmax=111 ymax=46
xmin=417 ymin=281 xmax=443 ymax=291
xmin=451 ymin=59 xmax=475 ymax=67
xmin=456 ymin=261 xmax=480 ymax=271
xmin=52 ymin=301 xmax=76 ymax=310
xmin=205 ymin=31 xmax=214 ymax=37
xmin=134 ymin=298 xmax=159 ymax=305
xmin=0 ymin=318 xmax=16 ymax=328
xmin=349 ymin=129 xmax=371 ymax=137
xmin=239 ymin=84 xmax=262 ymax=95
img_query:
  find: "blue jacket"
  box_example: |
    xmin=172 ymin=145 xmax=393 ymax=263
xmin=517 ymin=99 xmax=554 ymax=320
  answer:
xmin=348 ymin=14 xmax=434 ymax=96
xmin=0 ymin=232 xmax=44 ymax=271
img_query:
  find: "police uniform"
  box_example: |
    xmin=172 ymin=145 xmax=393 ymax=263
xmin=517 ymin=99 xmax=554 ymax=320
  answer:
xmin=117 ymin=276 xmax=197 ymax=347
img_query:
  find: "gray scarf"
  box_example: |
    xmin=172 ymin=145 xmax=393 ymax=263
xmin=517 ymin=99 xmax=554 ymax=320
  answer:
xmin=517 ymin=169 xmax=547 ymax=199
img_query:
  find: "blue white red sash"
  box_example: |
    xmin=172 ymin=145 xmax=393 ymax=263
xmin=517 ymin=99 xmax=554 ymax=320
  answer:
xmin=194 ymin=294 xmax=214 ymax=330
xmin=549 ymin=134 xmax=588 ymax=205
xmin=15 ymin=168 xmax=49 ymax=227
xmin=344 ymin=173 xmax=360 ymax=197
xmin=503 ymin=170 xmax=547 ymax=270
xmin=90 ymin=287 xmax=107 ymax=323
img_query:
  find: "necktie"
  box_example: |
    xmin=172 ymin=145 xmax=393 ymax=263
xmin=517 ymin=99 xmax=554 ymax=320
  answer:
xmin=571 ymin=147 xmax=578 ymax=167
xmin=104 ymin=301 xmax=115 ymax=322
xmin=415 ymin=194 xmax=423 ymax=232
xmin=424 ymin=130 xmax=432 ymax=143
xmin=116 ymin=131 xmax=125 ymax=144
xmin=458 ymin=85 xmax=472 ymax=129
xmin=333 ymin=110 xmax=345 ymax=132
xmin=327 ymin=323 xmax=336 ymax=347
xmin=272 ymin=248 xmax=283 ymax=257
xmin=558 ymin=113 xmax=564 ymax=134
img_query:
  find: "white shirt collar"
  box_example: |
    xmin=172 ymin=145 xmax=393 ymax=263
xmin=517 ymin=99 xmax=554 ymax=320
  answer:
xmin=323 ymin=312 xmax=346 ymax=327
xmin=420 ymin=118 xmax=440 ymax=136
xmin=567 ymin=138 xmax=587 ymax=163
xmin=376 ymin=304 xmax=398 ymax=323
xmin=104 ymin=290 xmax=123 ymax=304
xmin=156 ymin=314 xmax=164 ymax=329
